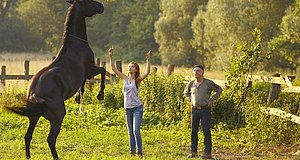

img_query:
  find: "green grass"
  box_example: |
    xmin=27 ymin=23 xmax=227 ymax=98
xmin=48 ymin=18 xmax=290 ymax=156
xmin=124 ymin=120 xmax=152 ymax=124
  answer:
xmin=1 ymin=107 xmax=299 ymax=160
xmin=0 ymin=114 xmax=190 ymax=160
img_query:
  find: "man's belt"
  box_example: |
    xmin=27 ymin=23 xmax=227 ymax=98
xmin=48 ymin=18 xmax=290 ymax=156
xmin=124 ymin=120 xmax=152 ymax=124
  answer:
xmin=193 ymin=105 xmax=210 ymax=109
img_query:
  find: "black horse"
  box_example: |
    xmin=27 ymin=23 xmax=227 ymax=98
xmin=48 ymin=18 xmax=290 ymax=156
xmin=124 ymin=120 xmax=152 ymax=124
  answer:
xmin=5 ymin=0 xmax=105 ymax=159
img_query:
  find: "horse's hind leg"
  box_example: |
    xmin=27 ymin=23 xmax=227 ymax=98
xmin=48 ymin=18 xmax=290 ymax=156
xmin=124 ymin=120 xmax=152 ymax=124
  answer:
xmin=25 ymin=116 xmax=40 ymax=159
xmin=46 ymin=108 xmax=66 ymax=160
xmin=47 ymin=120 xmax=63 ymax=160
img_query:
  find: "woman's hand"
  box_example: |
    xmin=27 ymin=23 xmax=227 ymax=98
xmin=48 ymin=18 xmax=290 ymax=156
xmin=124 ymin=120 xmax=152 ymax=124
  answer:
xmin=108 ymin=47 xmax=114 ymax=57
xmin=146 ymin=50 xmax=151 ymax=61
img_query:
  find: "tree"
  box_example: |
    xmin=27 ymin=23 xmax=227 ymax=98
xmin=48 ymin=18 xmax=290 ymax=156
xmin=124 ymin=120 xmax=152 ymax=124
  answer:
xmin=0 ymin=0 xmax=17 ymax=23
xmin=96 ymin=0 xmax=160 ymax=63
xmin=125 ymin=0 xmax=160 ymax=62
xmin=0 ymin=18 xmax=42 ymax=52
xmin=87 ymin=2 xmax=116 ymax=58
xmin=17 ymin=0 xmax=67 ymax=52
xmin=0 ymin=0 xmax=42 ymax=52
xmin=154 ymin=0 xmax=201 ymax=66
xmin=267 ymin=0 xmax=300 ymax=73
xmin=191 ymin=0 xmax=208 ymax=67
xmin=197 ymin=0 xmax=292 ymax=70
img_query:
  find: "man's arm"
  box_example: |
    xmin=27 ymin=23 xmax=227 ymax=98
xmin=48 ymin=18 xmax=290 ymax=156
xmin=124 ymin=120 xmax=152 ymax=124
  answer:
xmin=210 ymin=81 xmax=222 ymax=100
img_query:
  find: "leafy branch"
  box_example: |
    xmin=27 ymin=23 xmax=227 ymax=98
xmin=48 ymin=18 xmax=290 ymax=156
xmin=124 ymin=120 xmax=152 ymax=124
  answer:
xmin=225 ymin=28 xmax=270 ymax=124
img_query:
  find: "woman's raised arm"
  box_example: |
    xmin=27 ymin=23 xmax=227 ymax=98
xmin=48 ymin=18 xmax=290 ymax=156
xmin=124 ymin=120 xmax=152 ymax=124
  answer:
xmin=108 ymin=47 xmax=127 ymax=80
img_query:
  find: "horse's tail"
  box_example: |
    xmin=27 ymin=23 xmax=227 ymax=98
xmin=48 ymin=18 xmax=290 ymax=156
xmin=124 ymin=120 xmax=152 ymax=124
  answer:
xmin=4 ymin=101 xmax=47 ymax=117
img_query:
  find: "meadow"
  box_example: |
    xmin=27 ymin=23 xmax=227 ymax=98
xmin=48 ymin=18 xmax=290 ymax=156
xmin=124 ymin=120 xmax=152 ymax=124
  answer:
xmin=0 ymin=53 xmax=300 ymax=160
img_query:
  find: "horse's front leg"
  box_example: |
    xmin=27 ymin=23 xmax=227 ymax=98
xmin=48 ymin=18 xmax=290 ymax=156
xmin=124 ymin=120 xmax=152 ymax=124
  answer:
xmin=86 ymin=65 xmax=106 ymax=100
xmin=75 ymin=79 xmax=85 ymax=104
xmin=96 ymin=67 xmax=106 ymax=100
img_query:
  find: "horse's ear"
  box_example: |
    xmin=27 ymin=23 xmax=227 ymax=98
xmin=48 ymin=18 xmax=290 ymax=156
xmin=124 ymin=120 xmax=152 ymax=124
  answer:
xmin=66 ymin=0 xmax=74 ymax=4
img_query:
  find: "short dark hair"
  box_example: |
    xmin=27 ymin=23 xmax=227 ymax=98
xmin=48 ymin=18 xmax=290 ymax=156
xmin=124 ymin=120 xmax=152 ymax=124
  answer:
xmin=193 ymin=65 xmax=204 ymax=70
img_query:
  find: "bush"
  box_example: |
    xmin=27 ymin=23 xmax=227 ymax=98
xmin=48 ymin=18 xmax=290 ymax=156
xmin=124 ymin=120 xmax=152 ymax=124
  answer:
xmin=236 ymin=84 xmax=300 ymax=146
xmin=139 ymin=73 xmax=186 ymax=124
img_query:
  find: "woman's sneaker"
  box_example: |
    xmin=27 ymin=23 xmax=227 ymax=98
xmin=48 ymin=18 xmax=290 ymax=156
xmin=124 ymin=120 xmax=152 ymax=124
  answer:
xmin=137 ymin=153 xmax=143 ymax=157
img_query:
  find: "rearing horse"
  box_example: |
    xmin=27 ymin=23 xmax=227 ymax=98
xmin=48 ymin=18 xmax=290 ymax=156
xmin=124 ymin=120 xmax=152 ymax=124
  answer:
xmin=5 ymin=0 xmax=105 ymax=159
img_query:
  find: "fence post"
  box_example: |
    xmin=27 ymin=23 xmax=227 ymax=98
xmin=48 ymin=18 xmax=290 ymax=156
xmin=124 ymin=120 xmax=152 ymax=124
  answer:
xmin=1 ymin=65 xmax=6 ymax=86
xmin=24 ymin=60 xmax=30 ymax=80
xmin=100 ymin=61 xmax=106 ymax=69
xmin=267 ymin=73 xmax=281 ymax=105
xmin=167 ymin=64 xmax=174 ymax=75
xmin=152 ymin=66 xmax=158 ymax=74
xmin=110 ymin=74 xmax=116 ymax=83
xmin=116 ymin=60 xmax=122 ymax=73
xmin=96 ymin=58 xmax=101 ymax=66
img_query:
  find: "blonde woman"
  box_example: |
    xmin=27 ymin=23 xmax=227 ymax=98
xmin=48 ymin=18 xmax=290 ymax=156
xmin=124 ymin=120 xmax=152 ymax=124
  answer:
xmin=108 ymin=47 xmax=151 ymax=157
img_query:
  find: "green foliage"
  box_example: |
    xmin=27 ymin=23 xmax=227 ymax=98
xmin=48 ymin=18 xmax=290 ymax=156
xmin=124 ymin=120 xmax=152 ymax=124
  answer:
xmin=280 ymin=0 xmax=300 ymax=43
xmin=0 ymin=18 xmax=42 ymax=52
xmin=240 ymin=97 xmax=300 ymax=146
xmin=99 ymin=0 xmax=160 ymax=63
xmin=211 ymin=95 xmax=236 ymax=128
xmin=225 ymin=29 xmax=270 ymax=107
xmin=190 ymin=2 xmax=207 ymax=66
xmin=101 ymin=82 xmax=124 ymax=109
xmin=139 ymin=73 xmax=187 ymax=124
xmin=17 ymin=0 xmax=67 ymax=52
xmin=266 ymin=0 xmax=300 ymax=71
xmin=223 ymin=27 xmax=300 ymax=145
xmin=154 ymin=0 xmax=200 ymax=66
xmin=201 ymin=0 xmax=291 ymax=70
xmin=0 ymin=0 xmax=298 ymax=70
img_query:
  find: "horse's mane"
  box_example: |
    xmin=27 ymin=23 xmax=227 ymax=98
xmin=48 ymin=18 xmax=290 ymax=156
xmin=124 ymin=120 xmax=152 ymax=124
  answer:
xmin=62 ymin=4 xmax=75 ymax=46
xmin=27 ymin=4 xmax=76 ymax=98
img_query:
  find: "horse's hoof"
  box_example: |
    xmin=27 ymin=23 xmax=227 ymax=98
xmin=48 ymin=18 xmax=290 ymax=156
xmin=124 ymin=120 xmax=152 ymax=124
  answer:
xmin=53 ymin=156 xmax=59 ymax=160
xmin=97 ymin=92 xmax=104 ymax=100
xmin=75 ymin=95 xmax=81 ymax=104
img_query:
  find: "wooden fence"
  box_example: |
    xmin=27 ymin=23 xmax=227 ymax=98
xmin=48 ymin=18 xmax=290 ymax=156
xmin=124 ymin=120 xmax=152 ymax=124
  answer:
xmin=0 ymin=59 xmax=177 ymax=86
xmin=1 ymin=61 xmax=300 ymax=124
xmin=0 ymin=59 xmax=122 ymax=86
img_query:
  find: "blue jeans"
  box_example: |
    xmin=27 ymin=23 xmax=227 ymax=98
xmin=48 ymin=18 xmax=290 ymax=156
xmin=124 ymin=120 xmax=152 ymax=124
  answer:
xmin=125 ymin=105 xmax=143 ymax=154
xmin=191 ymin=108 xmax=212 ymax=154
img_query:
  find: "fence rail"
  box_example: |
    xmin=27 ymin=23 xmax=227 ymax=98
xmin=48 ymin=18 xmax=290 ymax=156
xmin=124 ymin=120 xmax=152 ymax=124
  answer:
xmin=1 ymin=61 xmax=300 ymax=124
xmin=0 ymin=59 xmax=120 ymax=86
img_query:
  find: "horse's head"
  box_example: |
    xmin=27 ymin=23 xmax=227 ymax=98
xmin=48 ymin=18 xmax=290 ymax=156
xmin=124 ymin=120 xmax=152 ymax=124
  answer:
xmin=67 ymin=0 xmax=104 ymax=17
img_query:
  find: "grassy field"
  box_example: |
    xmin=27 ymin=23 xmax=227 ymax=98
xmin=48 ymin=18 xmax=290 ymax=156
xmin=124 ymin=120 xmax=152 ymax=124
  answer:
xmin=1 ymin=104 xmax=299 ymax=160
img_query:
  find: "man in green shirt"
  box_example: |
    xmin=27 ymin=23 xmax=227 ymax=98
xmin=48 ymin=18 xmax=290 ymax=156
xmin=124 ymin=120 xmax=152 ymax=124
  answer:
xmin=184 ymin=65 xmax=222 ymax=159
